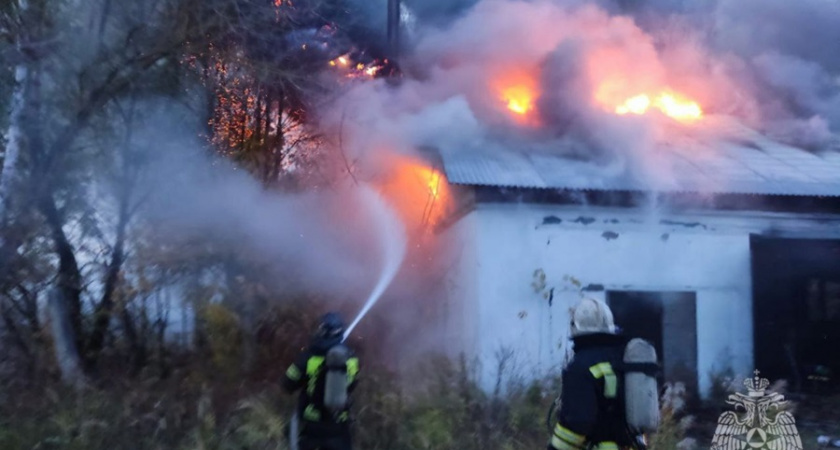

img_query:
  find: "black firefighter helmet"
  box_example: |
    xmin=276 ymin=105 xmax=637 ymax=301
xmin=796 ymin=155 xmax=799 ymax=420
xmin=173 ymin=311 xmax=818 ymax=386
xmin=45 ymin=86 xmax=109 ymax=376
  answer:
xmin=317 ymin=312 xmax=345 ymax=339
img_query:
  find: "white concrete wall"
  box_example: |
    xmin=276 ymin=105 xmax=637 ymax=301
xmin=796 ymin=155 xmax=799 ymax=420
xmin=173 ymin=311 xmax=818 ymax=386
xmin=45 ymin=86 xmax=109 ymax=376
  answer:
xmin=452 ymin=202 xmax=840 ymax=398
xmin=433 ymin=211 xmax=480 ymax=361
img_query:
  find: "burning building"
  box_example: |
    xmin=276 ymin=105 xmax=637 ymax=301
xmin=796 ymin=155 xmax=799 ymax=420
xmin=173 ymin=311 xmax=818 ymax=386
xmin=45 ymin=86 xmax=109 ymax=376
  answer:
xmin=327 ymin=0 xmax=840 ymax=399
xmin=437 ymin=116 xmax=840 ymax=399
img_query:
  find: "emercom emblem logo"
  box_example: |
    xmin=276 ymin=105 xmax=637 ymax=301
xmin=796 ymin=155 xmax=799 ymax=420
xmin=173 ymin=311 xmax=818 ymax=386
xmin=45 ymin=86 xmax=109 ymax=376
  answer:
xmin=711 ymin=371 xmax=802 ymax=450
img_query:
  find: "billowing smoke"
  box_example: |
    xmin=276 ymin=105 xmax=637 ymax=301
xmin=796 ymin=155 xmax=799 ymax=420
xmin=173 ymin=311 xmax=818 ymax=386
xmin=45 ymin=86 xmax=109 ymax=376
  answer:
xmin=321 ymin=0 xmax=839 ymax=196
xmin=620 ymin=0 xmax=840 ymax=145
xmin=401 ymin=0 xmax=480 ymax=25
xmin=119 ymin=99 xmax=451 ymax=363
xmin=712 ymin=0 xmax=840 ymax=73
xmin=708 ymin=0 xmax=840 ymax=146
xmin=126 ymin=105 xmax=402 ymax=306
xmin=322 ymin=2 xmax=705 ymax=191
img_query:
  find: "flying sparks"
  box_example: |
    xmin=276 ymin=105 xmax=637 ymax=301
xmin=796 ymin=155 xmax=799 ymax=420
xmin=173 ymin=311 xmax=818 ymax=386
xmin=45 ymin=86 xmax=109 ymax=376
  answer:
xmin=328 ymin=53 xmax=385 ymax=80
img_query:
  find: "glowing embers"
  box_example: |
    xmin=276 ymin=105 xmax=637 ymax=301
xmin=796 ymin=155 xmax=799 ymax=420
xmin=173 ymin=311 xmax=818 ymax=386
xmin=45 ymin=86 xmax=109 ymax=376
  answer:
xmin=329 ymin=55 xmax=350 ymax=67
xmin=329 ymin=53 xmax=385 ymax=79
xmin=614 ymin=91 xmax=703 ymax=122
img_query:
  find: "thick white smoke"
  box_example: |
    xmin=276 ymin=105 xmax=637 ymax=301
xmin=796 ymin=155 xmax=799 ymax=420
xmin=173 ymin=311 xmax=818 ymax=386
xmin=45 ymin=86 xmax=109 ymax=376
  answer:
xmin=322 ymin=0 xmax=839 ymax=196
xmin=128 ymin=106 xmax=394 ymax=303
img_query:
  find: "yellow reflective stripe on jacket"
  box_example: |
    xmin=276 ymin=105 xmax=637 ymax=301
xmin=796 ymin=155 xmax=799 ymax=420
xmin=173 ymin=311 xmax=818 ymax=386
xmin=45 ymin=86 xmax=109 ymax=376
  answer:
xmin=593 ymin=442 xmax=619 ymax=450
xmin=285 ymin=364 xmax=302 ymax=381
xmin=551 ymin=435 xmax=584 ymax=450
xmin=303 ymin=404 xmax=321 ymax=421
xmin=554 ymin=423 xmax=586 ymax=446
xmin=306 ymin=356 xmax=325 ymax=395
xmin=347 ymin=357 xmax=359 ymax=383
xmin=589 ymin=362 xmax=618 ymax=398
xmin=550 ymin=423 xmax=586 ymax=449
xmin=305 ymin=354 xmax=358 ymax=395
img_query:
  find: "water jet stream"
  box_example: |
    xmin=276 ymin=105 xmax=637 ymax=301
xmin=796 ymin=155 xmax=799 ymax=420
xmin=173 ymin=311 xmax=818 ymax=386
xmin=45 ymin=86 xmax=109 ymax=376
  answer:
xmin=342 ymin=185 xmax=407 ymax=341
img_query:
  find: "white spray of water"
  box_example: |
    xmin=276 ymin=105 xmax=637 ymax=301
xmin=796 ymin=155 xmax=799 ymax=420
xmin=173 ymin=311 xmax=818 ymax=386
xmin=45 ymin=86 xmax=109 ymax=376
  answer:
xmin=342 ymin=184 xmax=408 ymax=341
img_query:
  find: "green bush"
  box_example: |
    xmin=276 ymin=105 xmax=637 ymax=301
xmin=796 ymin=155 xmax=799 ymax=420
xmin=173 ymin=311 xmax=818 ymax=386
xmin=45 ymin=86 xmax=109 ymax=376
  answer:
xmin=352 ymin=353 xmax=556 ymax=450
xmin=0 ymin=299 xmax=721 ymax=450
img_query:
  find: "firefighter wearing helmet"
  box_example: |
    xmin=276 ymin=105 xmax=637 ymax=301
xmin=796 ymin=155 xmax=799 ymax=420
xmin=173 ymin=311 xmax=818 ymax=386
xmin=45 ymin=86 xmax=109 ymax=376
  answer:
xmin=548 ymin=298 xmax=659 ymax=450
xmin=283 ymin=312 xmax=359 ymax=450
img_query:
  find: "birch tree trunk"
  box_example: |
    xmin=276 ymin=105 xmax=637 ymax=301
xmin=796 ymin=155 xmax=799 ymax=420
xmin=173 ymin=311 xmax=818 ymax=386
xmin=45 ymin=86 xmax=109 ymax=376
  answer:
xmin=48 ymin=289 xmax=87 ymax=389
xmin=0 ymin=63 xmax=29 ymax=237
xmin=1 ymin=0 xmax=33 ymax=250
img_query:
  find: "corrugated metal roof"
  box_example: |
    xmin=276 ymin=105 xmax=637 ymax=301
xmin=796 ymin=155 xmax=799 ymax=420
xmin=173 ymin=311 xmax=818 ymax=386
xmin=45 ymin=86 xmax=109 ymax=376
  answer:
xmin=440 ymin=116 xmax=840 ymax=197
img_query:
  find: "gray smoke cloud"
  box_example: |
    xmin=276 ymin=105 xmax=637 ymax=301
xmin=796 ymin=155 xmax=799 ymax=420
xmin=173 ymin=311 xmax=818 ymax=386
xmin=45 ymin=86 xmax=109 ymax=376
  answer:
xmin=322 ymin=0 xmax=840 ymax=197
xmin=345 ymin=0 xmax=479 ymax=29
xmin=401 ymin=0 xmax=479 ymax=25
xmin=713 ymin=0 xmax=840 ymax=73
xmin=631 ymin=0 xmax=840 ymax=143
xmin=325 ymin=1 xmax=712 ymax=191
xmin=123 ymin=102 xmax=395 ymax=304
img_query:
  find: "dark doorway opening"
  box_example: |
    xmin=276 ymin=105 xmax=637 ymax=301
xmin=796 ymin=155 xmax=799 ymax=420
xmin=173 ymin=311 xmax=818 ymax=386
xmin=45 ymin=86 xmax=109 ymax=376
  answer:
xmin=607 ymin=291 xmax=699 ymax=396
xmin=751 ymin=235 xmax=840 ymax=393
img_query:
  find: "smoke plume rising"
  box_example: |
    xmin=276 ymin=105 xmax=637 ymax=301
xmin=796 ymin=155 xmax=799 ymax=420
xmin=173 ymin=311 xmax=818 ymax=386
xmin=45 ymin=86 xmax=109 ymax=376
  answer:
xmin=323 ymin=0 xmax=839 ymax=195
xmin=123 ymin=106 xmax=398 ymax=307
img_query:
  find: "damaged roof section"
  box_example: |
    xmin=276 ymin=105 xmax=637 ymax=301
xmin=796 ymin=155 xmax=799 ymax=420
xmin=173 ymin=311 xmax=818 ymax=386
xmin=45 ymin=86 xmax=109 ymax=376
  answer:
xmin=440 ymin=116 xmax=840 ymax=197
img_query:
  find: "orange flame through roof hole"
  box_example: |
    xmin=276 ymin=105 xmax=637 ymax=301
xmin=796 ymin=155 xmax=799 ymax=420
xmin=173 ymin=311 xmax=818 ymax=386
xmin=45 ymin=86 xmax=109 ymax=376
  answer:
xmin=503 ymin=85 xmax=536 ymax=116
xmin=495 ymin=73 xmax=701 ymax=124
xmin=494 ymin=70 xmax=540 ymax=124
xmin=614 ymin=91 xmax=703 ymax=122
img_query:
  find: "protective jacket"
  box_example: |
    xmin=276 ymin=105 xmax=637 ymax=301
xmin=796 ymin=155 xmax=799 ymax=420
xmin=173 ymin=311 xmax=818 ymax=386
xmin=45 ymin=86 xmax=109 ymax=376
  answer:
xmin=549 ymin=332 xmax=635 ymax=450
xmin=283 ymin=335 xmax=360 ymax=438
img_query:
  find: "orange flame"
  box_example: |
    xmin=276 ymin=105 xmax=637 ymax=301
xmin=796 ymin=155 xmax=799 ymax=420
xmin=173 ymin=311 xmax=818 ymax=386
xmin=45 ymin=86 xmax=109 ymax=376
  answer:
xmin=654 ymin=93 xmax=703 ymax=121
xmin=615 ymin=94 xmax=651 ymax=115
xmin=494 ymin=71 xmax=540 ymax=124
xmin=328 ymin=54 xmax=384 ymax=80
xmin=424 ymin=167 xmax=442 ymax=199
xmin=377 ymin=155 xmax=451 ymax=233
xmin=329 ymin=55 xmax=350 ymax=67
xmin=502 ymin=85 xmax=535 ymax=115
xmin=613 ymin=91 xmax=703 ymax=122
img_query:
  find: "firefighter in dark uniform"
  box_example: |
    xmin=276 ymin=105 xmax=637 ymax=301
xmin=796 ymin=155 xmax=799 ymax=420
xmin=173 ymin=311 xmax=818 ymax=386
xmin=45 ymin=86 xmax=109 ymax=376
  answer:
xmin=549 ymin=298 xmax=640 ymax=450
xmin=283 ymin=312 xmax=359 ymax=450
